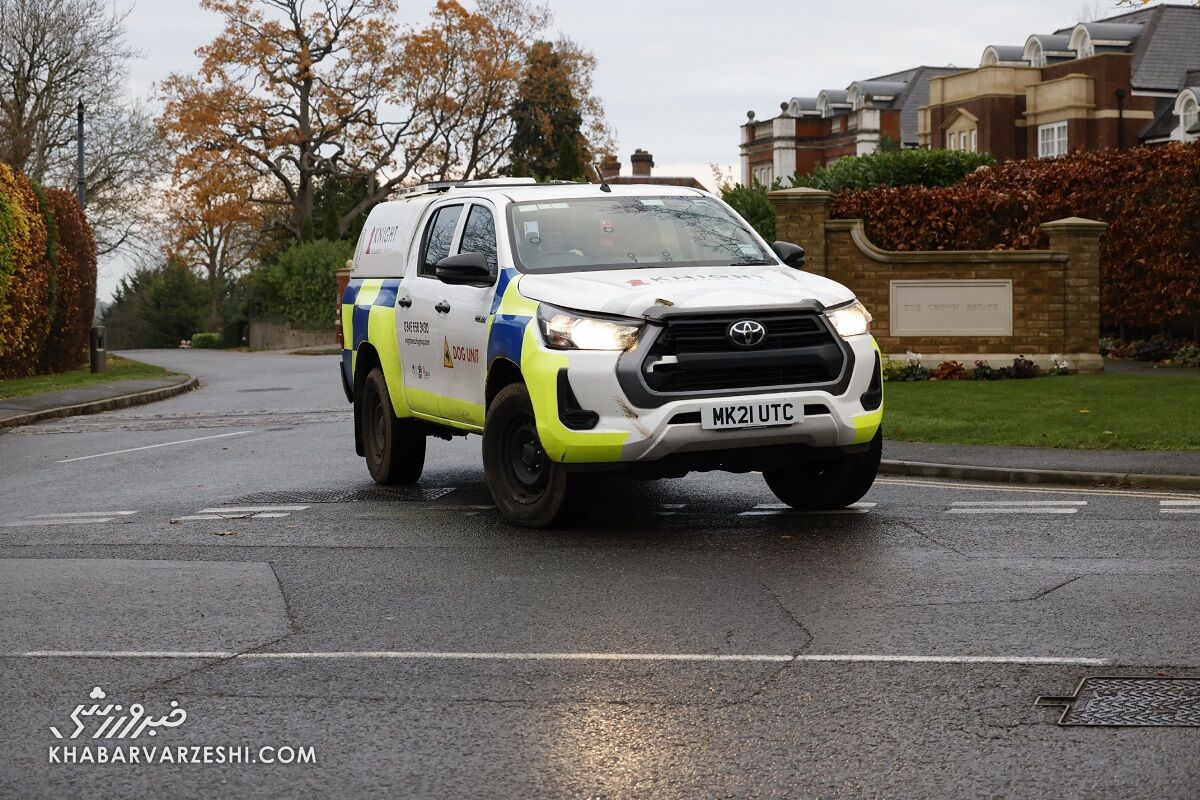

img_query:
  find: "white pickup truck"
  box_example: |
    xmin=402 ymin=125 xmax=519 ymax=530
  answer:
xmin=340 ymin=179 xmax=883 ymax=526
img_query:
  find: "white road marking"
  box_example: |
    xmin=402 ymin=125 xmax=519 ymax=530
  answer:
xmin=1161 ymin=500 xmax=1200 ymax=506
xmin=1161 ymin=509 xmax=1200 ymax=514
xmin=876 ymin=477 xmax=1200 ymax=501
xmin=198 ymin=505 xmax=309 ymax=513
xmin=30 ymin=511 xmax=137 ymax=518
xmin=9 ymin=650 xmax=1114 ymax=666
xmin=57 ymin=431 xmax=251 ymax=463
xmin=740 ymin=502 xmax=875 ymax=517
xmin=947 ymin=508 xmax=1078 ymax=515
xmin=949 ymin=500 xmax=1087 ymax=506
xmin=3 ymin=518 xmax=115 ymax=527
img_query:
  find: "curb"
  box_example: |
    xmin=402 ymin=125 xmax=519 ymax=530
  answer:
xmin=880 ymin=459 xmax=1200 ymax=492
xmin=0 ymin=375 xmax=199 ymax=429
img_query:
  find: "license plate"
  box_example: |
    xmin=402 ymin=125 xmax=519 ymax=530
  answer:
xmin=700 ymin=401 xmax=802 ymax=430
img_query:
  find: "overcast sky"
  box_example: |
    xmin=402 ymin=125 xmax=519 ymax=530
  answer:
xmin=103 ymin=0 xmax=1138 ymax=299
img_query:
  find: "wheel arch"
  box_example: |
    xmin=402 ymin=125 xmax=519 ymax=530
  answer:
xmin=352 ymin=343 xmax=383 ymax=457
xmin=486 ymin=357 xmax=524 ymax=410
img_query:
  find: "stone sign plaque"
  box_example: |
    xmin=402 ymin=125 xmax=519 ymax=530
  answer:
xmin=889 ymin=280 xmax=1013 ymax=337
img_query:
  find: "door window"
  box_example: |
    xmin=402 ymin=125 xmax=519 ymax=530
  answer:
xmin=420 ymin=204 xmax=463 ymax=277
xmin=458 ymin=204 xmax=498 ymax=273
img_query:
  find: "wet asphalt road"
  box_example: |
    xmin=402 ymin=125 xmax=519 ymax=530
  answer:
xmin=1 ymin=349 xmax=1197 ymax=799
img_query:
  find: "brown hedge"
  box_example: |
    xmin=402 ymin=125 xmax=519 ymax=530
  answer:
xmin=0 ymin=163 xmax=50 ymax=379
xmin=41 ymin=189 xmax=97 ymax=373
xmin=830 ymin=142 xmax=1200 ymax=332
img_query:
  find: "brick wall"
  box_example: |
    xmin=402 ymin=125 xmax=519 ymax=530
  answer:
xmin=770 ymin=187 xmax=1105 ymax=371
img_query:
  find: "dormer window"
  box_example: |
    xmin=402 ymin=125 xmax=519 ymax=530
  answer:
xmin=1025 ymin=38 xmax=1046 ymax=68
xmin=1181 ymin=95 xmax=1198 ymax=140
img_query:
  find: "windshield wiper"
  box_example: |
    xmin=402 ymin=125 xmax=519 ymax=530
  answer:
xmin=729 ymin=259 xmax=773 ymax=266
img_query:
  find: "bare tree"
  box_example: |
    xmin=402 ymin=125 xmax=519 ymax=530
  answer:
xmin=0 ymin=0 xmax=161 ymax=255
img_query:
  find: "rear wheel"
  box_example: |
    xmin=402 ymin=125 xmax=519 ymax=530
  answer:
xmin=762 ymin=428 xmax=882 ymax=510
xmin=483 ymin=382 xmax=591 ymax=528
xmin=360 ymin=367 xmax=425 ymax=485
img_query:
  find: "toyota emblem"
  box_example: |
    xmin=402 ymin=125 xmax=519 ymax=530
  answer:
xmin=727 ymin=319 xmax=767 ymax=348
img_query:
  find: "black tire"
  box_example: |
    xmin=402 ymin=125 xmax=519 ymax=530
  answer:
xmin=762 ymin=428 xmax=882 ymax=510
xmin=483 ymin=382 xmax=591 ymax=528
xmin=360 ymin=367 xmax=425 ymax=485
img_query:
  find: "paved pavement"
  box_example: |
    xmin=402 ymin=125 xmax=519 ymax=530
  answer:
xmin=1 ymin=349 xmax=1198 ymax=798
xmin=0 ymin=374 xmax=194 ymax=427
xmin=884 ymin=440 xmax=1200 ymax=476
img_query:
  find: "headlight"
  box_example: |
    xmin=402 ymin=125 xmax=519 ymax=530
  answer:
xmin=827 ymin=300 xmax=872 ymax=338
xmin=537 ymin=305 xmax=643 ymax=351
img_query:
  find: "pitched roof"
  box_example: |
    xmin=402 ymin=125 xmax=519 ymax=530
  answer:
xmin=1139 ymin=97 xmax=1178 ymax=141
xmin=893 ymin=66 xmax=962 ymax=145
xmin=1129 ymin=6 xmax=1200 ymax=92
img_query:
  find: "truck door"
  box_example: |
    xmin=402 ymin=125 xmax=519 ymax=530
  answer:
xmin=433 ymin=201 xmax=499 ymax=427
xmin=398 ymin=201 xmax=464 ymax=416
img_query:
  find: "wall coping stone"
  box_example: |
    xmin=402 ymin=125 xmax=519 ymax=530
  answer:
xmin=826 ymin=219 xmax=1069 ymax=264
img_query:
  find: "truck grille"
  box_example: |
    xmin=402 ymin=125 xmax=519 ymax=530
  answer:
xmin=658 ymin=314 xmax=829 ymax=353
xmin=642 ymin=311 xmax=846 ymax=394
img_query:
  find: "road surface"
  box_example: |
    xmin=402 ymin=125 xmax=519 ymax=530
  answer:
xmin=1 ymin=349 xmax=1197 ymax=798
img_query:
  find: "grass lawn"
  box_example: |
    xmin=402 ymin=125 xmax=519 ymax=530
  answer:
xmin=0 ymin=356 xmax=176 ymax=401
xmin=883 ymin=373 xmax=1200 ymax=450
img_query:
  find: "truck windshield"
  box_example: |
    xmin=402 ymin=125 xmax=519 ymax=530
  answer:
xmin=506 ymin=196 xmax=773 ymax=272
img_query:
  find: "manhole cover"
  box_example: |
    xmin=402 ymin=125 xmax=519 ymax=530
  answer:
xmin=1036 ymin=677 xmax=1200 ymax=726
xmin=230 ymin=487 xmax=456 ymax=504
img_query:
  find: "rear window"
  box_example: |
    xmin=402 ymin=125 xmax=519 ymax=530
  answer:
xmin=506 ymin=196 xmax=772 ymax=273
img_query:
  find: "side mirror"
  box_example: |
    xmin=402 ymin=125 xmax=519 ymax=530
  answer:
xmin=436 ymin=252 xmax=494 ymax=286
xmin=771 ymin=241 xmax=806 ymax=270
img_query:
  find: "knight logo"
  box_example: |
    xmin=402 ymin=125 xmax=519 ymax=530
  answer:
xmin=50 ymin=686 xmax=187 ymax=740
xmin=444 ymin=338 xmax=479 ymax=368
xmin=364 ymin=224 xmax=400 ymax=255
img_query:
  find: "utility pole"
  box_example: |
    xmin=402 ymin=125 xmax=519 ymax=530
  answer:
xmin=76 ymin=99 xmax=86 ymax=209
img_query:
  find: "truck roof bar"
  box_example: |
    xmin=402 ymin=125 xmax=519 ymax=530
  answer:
xmin=397 ymin=178 xmax=585 ymax=197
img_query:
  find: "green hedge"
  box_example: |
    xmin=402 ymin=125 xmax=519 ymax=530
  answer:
xmin=190 ymin=332 xmax=223 ymax=348
xmin=247 ymin=239 xmax=352 ymax=327
xmin=794 ymin=148 xmax=995 ymax=193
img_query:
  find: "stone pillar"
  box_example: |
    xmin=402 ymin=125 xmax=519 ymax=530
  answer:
xmin=1041 ymin=217 xmax=1106 ymax=371
xmin=768 ymin=187 xmax=831 ymax=275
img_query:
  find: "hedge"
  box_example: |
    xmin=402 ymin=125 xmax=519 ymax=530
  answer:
xmin=247 ymin=239 xmax=353 ymax=327
xmin=0 ymin=163 xmax=50 ymax=379
xmin=0 ymin=164 xmax=97 ymax=379
xmin=794 ymin=148 xmax=995 ymax=192
xmin=830 ymin=142 xmax=1200 ymax=333
xmin=41 ymin=188 xmax=97 ymax=373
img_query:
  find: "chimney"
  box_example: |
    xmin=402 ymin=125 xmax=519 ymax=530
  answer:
xmin=630 ymin=148 xmax=654 ymax=178
xmin=600 ymin=153 xmax=621 ymax=179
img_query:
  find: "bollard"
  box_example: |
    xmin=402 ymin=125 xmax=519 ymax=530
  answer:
xmin=90 ymin=325 xmax=107 ymax=373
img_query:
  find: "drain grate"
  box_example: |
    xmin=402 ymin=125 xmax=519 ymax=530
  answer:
xmin=1036 ymin=677 xmax=1200 ymax=726
xmin=231 ymin=487 xmax=456 ymax=504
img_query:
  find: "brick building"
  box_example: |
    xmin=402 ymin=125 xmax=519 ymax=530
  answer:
xmin=740 ymin=4 xmax=1200 ymax=184
xmin=920 ymin=5 xmax=1200 ymax=158
xmin=740 ymin=66 xmax=959 ymax=186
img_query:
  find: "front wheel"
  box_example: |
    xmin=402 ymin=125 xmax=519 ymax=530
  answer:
xmin=762 ymin=428 xmax=882 ymax=510
xmin=483 ymin=382 xmax=591 ymax=528
xmin=360 ymin=367 xmax=426 ymax=485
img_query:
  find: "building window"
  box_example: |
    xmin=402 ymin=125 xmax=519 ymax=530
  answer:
xmin=970 ymin=129 xmax=978 ymax=152
xmin=752 ymin=164 xmax=774 ymax=187
xmin=1038 ymin=121 xmax=1068 ymax=158
xmin=948 ymin=132 xmax=957 ymax=150
xmin=1182 ymin=97 xmax=1198 ymax=136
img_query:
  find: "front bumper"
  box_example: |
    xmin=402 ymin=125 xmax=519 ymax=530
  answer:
xmin=527 ymin=333 xmax=883 ymax=466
